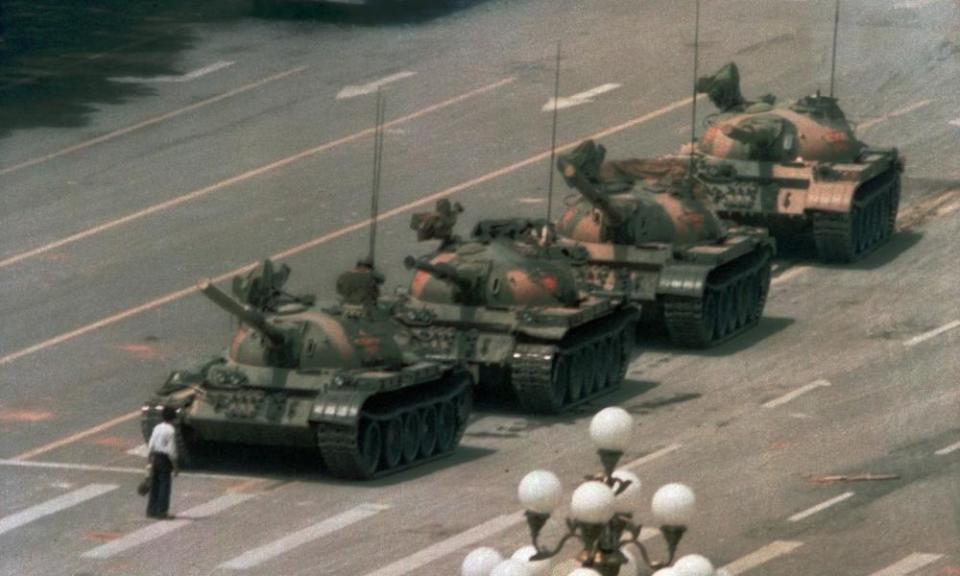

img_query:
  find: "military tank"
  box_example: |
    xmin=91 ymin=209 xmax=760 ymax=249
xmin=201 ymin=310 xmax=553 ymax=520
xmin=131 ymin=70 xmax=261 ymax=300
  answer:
xmin=141 ymin=259 xmax=473 ymax=480
xmin=397 ymin=201 xmax=641 ymax=414
xmin=553 ymin=139 xmax=775 ymax=348
xmin=692 ymin=62 xmax=903 ymax=262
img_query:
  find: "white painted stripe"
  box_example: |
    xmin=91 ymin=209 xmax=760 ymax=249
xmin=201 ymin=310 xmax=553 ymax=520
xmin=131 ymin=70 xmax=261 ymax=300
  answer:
xmin=622 ymin=443 xmax=683 ymax=471
xmin=720 ymin=541 xmax=804 ymax=575
xmin=869 ymin=553 xmax=944 ymax=576
xmin=111 ymin=61 xmax=234 ymax=83
xmin=0 ymin=484 xmax=117 ymax=536
xmin=126 ymin=444 xmax=150 ymax=457
xmin=0 ymin=458 xmax=259 ymax=482
xmin=82 ymin=494 xmax=252 ymax=559
xmin=361 ymin=512 xmax=525 ymax=576
xmin=763 ymin=379 xmax=832 ymax=408
xmin=337 ymin=71 xmax=417 ymax=99
xmin=857 ymin=100 xmax=934 ymax=132
xmin=935 ymin=441 xmax=960 ymax=456
xmin=950 ymin=117 xmax=960 ymax=128
xmin=894 ymin=0 xmax=944 ymax=8
xmin=904 ymin=320 xmax=960 ymax=346
xmin=220 ymin=504 xmax=390 ymax=570
xmin=771 ymin=265 xmax=810 ymax=286
xmin=787 ymin=491 xmax=854 ymax=522
xmin=543 ymin=83 xmax=621 ymax=111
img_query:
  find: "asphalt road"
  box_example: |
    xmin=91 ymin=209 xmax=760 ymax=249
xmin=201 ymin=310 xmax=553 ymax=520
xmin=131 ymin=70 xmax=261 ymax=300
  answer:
xmin=0 ymin=0 xmax=958 ymax=575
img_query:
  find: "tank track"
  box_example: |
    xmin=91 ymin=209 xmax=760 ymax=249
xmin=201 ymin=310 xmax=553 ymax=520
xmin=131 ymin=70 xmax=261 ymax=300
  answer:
xmin=661 ymin=247 xmax=773 ymax=348
xmin=510 ymin=311 xmax=638 ymax=414
xmin=316 ymin=373 xmax=472 ymax=480
xmin=812 ymin=170 xmax=900 ymax=263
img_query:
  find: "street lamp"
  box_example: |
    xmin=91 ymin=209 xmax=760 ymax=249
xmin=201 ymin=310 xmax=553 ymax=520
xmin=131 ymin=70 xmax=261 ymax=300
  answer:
xmin=462 ymin=407 xmax=723 ymax=576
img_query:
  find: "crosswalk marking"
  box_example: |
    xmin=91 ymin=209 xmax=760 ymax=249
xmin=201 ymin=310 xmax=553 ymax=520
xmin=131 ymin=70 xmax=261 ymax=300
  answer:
xmin=720 ymin=541 xmax=804 ymax=575
xmin=0 ymin=484 xmax=117 ymax=536
xmin=219 ymin=503 xmax=390 ymax=570
xmin=361 ymin=512 xmax=525 ymax=576
xmin=868 ymin=553 xmax=943 ymax=576
xmin=82 ymin=493 xmax=253 ymax=559
xmin=787 ymin=491 xmax=854 ymax=522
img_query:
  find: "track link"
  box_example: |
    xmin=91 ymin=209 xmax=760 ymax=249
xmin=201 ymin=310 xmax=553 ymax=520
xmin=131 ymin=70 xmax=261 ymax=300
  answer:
xmin=813 ymin=170 xmax=900 ymax=263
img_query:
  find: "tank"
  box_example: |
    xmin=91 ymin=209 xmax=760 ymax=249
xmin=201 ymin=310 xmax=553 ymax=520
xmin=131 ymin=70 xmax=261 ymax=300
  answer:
xmin=141 ymin=259 xmax=473 ymax=480
xmin=693 ymin=62 xmax=903 ymax=262
xmin=553 ymin=139 xmax=775 ymax=348
xmin=397 ymin=201 xmax=641 ymax=414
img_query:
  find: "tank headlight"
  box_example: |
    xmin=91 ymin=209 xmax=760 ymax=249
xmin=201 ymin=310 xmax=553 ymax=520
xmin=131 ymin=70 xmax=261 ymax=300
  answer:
xmin=333 ymin=375 xmax=351 ymax=388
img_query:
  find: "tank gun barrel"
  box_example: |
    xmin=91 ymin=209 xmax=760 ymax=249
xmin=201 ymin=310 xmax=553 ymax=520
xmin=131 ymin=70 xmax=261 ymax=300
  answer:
xmin=557 ymin=158 xmax=625 ymax=228
xmin=197 ymin=280 xmax=287 ymax=345
xmin=403 ymin=256 xmax=473 ymax=292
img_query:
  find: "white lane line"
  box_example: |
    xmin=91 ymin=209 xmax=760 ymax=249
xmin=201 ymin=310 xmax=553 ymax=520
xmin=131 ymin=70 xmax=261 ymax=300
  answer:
xmin=720 ymin=541 xmax=804 ymax=575
xmin=220 ymin=504 xmax=390 ymax=570
xmin=0 ymin=484 xmax=117 ymax=536
xmin=868 ymin=553 xmax=944 ymax=576
xmin=622 ymin=443 xmax=683 ymax=471
xmin=126 ymin=444 xmax=150 ymax=458
xmin=82 ymin=493 xmax=252 ymax=559
xmin=894 ymin=0 xmax=944 ymax=8
xmin=857 ymin=99 xmax=934 ymax=132
xmin=763 ymin=379 xmax=831 ymax=409
xmin=935 ymin=441 xmax=960 ymax=456
xmin=904 ymin=319 xmax=960 ymax=346
xmin=111 ymin=61 xmax=235 ymax=83
xmin=0 ymin=458 xmax=260 ymax=482
xmin=771 ymin=265 xmax=810 ymax=287
xmin=950 ymin=117 xmax=960 ymax=128
xmin=0 ymin=65 xmax=307 ymax=177
xmin=787 ymin=491 xmax=854 ymax=522
xmin=12 ymin=410 xmax=140 ymax=461
xmin=361 ymin=512 xmax=525 ymax=576
xmin=337 ymin=71 xmax=417 ymax=99
xmin=543 ymin=83 xmax=621 ymax=111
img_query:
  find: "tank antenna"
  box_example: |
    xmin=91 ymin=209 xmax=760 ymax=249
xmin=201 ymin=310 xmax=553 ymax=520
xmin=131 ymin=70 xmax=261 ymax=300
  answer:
xmin=545 ymin=41 xmax=562 ymax=225
xmin=828 ymin=0 xmax=840 ymax=98
xmin=368 ymin=90 xmax=385 ymax=267
xmin=687 ymin=0 xmax=701 ymax=182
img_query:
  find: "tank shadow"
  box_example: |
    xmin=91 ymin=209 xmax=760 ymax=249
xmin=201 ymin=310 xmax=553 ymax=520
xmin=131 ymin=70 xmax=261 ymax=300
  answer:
xmin=773 ymin=230 xmax=923 ymax=272
xmin=638 ymin=316 xmax=795 ymax=358
xmin=251 ymin=0 xmax=493 ymax=25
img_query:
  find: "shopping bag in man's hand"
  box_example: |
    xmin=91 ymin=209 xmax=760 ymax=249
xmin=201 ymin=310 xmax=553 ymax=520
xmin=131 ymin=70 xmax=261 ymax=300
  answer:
xmin=137 ymin=465 xmax=152 ymax=496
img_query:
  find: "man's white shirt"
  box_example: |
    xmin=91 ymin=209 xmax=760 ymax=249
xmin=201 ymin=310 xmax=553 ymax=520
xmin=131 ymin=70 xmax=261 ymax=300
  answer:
xmin=147 ymin=422 xmax=178 ymax=460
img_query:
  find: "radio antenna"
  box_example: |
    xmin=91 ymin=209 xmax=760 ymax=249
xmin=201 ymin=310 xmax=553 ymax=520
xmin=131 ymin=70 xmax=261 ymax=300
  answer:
xmin=368 ymin=90 xmax=385 ymax=267
xmin=687 ymin=0 xmax=701 ymax=181
xmin=829 ymin=0 xmax=840 ymax=98
xmin=545 ymin=41 xmax=562 ymax=225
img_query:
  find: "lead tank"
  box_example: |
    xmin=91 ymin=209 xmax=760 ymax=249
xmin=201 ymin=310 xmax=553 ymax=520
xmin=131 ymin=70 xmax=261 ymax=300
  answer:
xmin=554 ymin=139 xmax=775 ymax=348
xmin=397 ymin=202 xmax=640 ymax=414
xmin=141 ymin=259 xmax=472 ymax=480
xmin=693 ymin=62 xmax=903 ymax=262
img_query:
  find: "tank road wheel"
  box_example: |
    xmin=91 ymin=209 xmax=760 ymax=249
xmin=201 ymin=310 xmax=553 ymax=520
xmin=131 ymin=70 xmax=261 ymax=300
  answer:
xmin=568 ymin=347 xmax=591 ymax=403
xmin=736 ymin=277 xmax=751 ymax=328
xmin=436 ymin=401 xmax=457 ymax=454
xmin=418 ymin=406 xmax=438 ymax=458
xmin=884 ymin=178 xmax=901 ymax=239
xmin=606 ymin=334 xmax=623 ymax=388
xmin=401 ymin=411 xmax=421 ymax=464
xmin=547 ymin=354 xmax=571 ymax=411
xmin=584 ymin=343 xmax=603 ymax=396
xmin=382 ymin=417 xmax=403 ymax=470
xmin=714 ymin=287 xmax=731 ymax=338
xmin=357 ymin=419 xmax=383 ymax=478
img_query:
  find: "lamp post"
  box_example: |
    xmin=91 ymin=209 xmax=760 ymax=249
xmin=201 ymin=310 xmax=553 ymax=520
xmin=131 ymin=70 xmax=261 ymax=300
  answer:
xmin=463 ymin=407 xmax=724 ymax=576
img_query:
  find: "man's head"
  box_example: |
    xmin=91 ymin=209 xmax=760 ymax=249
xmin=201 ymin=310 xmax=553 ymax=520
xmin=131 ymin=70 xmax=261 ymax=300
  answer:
xmin=161 ymin=405 xmax=177 ymax=423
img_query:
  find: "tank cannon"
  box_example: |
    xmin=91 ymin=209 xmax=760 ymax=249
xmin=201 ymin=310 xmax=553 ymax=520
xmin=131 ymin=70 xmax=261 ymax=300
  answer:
xmin=403 ymin=255 xmax=476 ymax=294
xmin=557 ymin=141 xmax=627 ymax=228
xmin=197 ymin=280 xmax=288 ymax=346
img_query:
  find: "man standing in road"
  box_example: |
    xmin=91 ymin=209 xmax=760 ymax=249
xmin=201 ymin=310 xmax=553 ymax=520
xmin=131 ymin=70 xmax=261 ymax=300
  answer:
xmin=146 ymin=406 xmax=179 ymax=519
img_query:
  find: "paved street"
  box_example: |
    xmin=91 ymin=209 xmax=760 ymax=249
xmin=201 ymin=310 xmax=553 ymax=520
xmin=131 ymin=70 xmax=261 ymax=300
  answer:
xmin=1 ymin=0 xmax=958 ymax=574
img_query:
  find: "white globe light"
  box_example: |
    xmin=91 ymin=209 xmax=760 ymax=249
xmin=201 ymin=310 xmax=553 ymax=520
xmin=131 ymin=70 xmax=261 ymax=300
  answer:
xmin=611 ymin=469 xmax=642 ymax=513
xmin=511 ymin=546 xmax=551 ymax=576
xmin=570 ymin=481 xmax=616 ymax=524
xmin=673 ymin=554 xmax=715 ymax=576
xmin=589 ymin=407 xmax=634 ymax=452
xmin=490 ymin=559 xmax=533 ymax=576
xmin=518 ymin=470 xmax=563 ymax=514
xmin=567 ymin=569 xmax=602 ymax=576
xmin=618 ymin=549 xmax=639 ymax=576
xmin=462 ymin=547 xmax=503 ymax=576
xmin=651 ymin=483 xmax=696 ymax=525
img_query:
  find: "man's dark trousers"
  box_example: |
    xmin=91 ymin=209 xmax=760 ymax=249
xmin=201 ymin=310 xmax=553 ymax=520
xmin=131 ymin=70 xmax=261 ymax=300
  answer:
xmin=146 ymin=453 xmax=173 ymax=518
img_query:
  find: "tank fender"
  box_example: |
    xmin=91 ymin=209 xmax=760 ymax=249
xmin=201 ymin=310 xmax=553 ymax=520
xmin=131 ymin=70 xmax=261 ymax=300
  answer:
xmin=805 ymin=180 xmax=855 ymax=213
xmin=308 ymin=388 xmax=374 ymax=427
xmin=656 ymin=264 xmax=710 ymax=298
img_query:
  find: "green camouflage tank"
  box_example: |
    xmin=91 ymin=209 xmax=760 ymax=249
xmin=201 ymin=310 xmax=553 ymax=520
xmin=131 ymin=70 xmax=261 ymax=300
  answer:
xmin=693 ymin=62 xmax=903 ymax=262
xmin=398 ymin=202 xmax=641 ymax=414
xmin=554 ymin=139 xmax=775 ymax=348
xmin=141 ymin=259 xmax=472 ymax=480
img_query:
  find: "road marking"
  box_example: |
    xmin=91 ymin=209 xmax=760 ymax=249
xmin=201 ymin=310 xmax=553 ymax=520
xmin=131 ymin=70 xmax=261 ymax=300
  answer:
xmin=950 ymin=117 xmax=960 ymax=128
xmin=894 ymin=0 xmax=944 ymax=8
xmin=0 ymin=484 xmax=117 ymax=536
xmin=763 ymin=379 xmax=831 ymax=409
xmin=869 ymin=553 xmax=944 ymax=576
xmin=0 ymin=66 xmax=308 ymax=178
xmin=126 ymin=444 xmax=150 ymax=458
xmin=904 ymin=320 xmax=960 ymax=347
xmin=0 ymin=92 xmax=695 ymax=377
xmin=361 ymin=512 xmax=525 ymax=576
xmin=543 ymin=83 xmax=620 ymax=111
xmin=935 ymin=441 xmax=960 ymax=456
xmin=337 ymin=71 xmax=417 ymax=99
xmin=82 ymin=493 xmax=252 ymax=559
xmin=111 ymin=60 xmax=235 ymax=83
xmin=622 ymin=443 xmax=683 ymax=471
xmin=787 ymin=491 xmax=854 ymax=522
xmin=220 ymin=504 xmax=390 ymax=570
xmin=0 ymin=458 xmax=261 ymax=481
xmin=11 ymin=410 xmax=140 ymax=461
xmin=720 ymin=541 xmax=804 ymax=575
xmin=857 ymin=99 xmax=934 ymax=132
xmin=771 ymin=265 xmax=810 ymax=287
xmin=0 ymin=77 xmax=513 ymax=272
